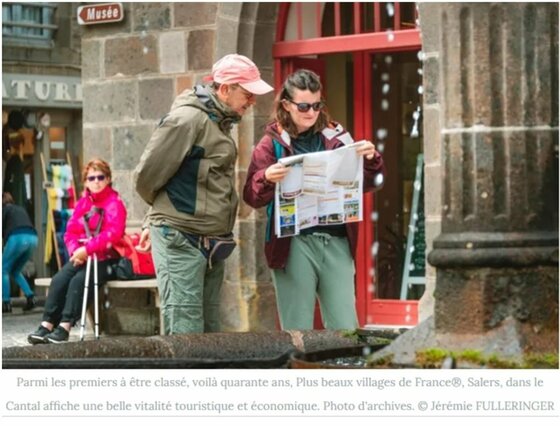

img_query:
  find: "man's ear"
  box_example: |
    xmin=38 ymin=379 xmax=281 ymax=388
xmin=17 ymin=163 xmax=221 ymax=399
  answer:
xmin=215 ymin=83 xmax=230 ymax=102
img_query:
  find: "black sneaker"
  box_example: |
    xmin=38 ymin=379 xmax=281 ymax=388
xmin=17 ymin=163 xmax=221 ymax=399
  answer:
xmin=45 ymin=326 xmax=69 ymax=344
xmin=2 ymin=301 xmax=12 ymax=313
xmin=27 ymin=325 xmax=51 ymax=345
xmin=22 ymin=296 xmax=36 ymax=312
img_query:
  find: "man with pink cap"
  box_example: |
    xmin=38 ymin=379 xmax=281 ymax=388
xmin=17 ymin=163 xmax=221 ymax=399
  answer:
xmin=134 ymin=54 xmax=273 ymax=335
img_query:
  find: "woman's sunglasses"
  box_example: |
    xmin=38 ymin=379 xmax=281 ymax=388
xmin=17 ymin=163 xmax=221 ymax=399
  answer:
xmin=285 ymin=99 xmax=325 ymax=113
xmin=86 ymin=175 xmax=106 ymax=182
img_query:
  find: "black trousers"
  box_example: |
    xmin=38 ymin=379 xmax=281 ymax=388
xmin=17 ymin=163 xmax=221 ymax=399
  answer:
xmin=42 ymin=258 xmax=117 ymax=326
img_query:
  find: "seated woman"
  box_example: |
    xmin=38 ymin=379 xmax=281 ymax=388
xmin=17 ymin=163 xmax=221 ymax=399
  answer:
xmin=27 ymin=158 xmax=127 ymax=344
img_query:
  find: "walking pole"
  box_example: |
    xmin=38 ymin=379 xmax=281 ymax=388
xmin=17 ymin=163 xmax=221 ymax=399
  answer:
xmin=93 ymin=252 xmax=99 ymax=339
xmin=79 ymin=209 xmax=94 ymax=342
xmin=79 ymin=255 xmax=92 ymax=341
xmin=79 ymin=206 xmax=105 ymax=341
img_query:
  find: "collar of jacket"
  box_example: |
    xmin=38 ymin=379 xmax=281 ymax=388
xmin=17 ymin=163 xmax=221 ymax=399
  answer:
xmin=194 ymin=84 xmax=241 ymax=133
xmin=85 ymin=185 xmax=114 ymax=204
xmin=267 ymin=121 xmax=354 ymax=150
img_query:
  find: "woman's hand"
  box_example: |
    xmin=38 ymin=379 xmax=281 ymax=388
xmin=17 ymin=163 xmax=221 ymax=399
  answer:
xmin=70 ymin=246 xmax=88 ymax=267
xmin=265 ymin=162 xmax=290 ymax=183
xmin=136 ymin=228 xmax=151 ymax=252
xmin=356 ymin=141 xmax=377 ymax=160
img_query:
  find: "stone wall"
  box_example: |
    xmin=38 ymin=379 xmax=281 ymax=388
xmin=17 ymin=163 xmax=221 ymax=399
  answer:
xmin=81 ymin=2 xmax=279 ymax=331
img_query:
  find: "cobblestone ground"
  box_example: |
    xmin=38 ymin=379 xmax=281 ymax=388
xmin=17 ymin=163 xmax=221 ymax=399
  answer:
xmin=2 ymin=305 xmax=94 ymax=348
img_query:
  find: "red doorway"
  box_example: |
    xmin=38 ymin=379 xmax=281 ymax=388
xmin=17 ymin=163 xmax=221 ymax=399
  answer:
xmin=272 ymin=3 xmax=423 ymax=327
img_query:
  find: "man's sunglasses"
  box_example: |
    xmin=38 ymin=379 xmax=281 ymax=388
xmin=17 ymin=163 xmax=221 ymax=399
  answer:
xmin=285 ymin=99 xmax=325 ymax=113
xmin=86 ymin=175 xmax=106 ymax=182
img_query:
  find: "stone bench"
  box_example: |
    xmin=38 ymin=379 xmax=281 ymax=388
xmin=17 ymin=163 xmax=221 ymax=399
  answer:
xmin=34 ymin=277 xmax=163 ymax=336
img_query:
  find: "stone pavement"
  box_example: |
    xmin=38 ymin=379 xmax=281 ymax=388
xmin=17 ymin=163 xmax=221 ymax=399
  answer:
xmin=2 ymin=304 xmax=95 ymax=348
xmin=3 ymin=305 xmax=44 ymax=348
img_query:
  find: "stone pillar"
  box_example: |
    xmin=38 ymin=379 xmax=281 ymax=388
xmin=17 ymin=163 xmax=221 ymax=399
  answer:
xmin=421 ymin=3 xmax=558 ymax=354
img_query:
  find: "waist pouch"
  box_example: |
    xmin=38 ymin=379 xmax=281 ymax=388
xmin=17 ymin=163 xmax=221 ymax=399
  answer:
xmin=181 ymin=232 xmax=237 ymax=268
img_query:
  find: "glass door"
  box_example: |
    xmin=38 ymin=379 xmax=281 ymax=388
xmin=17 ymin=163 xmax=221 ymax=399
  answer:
xmin=355 ymin=49 xmax=425 ymax=327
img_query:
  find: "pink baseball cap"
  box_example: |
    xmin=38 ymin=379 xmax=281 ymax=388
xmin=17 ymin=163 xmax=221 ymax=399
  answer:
xmin=206 ymin=54 xmax=274 ymax=95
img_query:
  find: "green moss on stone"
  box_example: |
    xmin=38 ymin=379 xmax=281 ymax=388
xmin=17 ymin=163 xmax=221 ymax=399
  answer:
xmin=415 ymin=348 xmax=558 ymax=369
xmin=366 ymin=353 xmax=394 ymax=368
xmin=340 ymin=329 xmax=361 ymax=345
xmin=415 ymin=348 xmax=449 ymax=368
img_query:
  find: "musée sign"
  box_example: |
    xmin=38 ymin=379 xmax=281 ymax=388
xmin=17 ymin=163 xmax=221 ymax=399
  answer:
xmin=77 ymin=3 xmax=124 ymax=25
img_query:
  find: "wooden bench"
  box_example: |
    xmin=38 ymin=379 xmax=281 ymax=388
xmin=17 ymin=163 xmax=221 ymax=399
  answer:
xmin=34 ymin=277 xmax=163 ymax=335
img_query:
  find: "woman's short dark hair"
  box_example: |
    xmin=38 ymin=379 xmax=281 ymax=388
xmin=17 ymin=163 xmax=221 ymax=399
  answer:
xmin=273 ymin=69 xmax=331 ymax=138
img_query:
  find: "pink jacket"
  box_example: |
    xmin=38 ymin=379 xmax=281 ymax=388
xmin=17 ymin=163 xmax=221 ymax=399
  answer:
xmin=64 ymin=185 xmax=127 ymax=262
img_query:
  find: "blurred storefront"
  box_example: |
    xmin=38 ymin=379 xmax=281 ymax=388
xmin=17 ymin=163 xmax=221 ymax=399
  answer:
xmin=2 ymin=3 xmax=83 ymax=279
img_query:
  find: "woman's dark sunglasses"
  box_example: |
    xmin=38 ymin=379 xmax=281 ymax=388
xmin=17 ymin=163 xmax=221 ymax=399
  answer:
xmin=285 ymin=99 xmax=324 ymax=112
xmin=86 ymin=175 xmax=106 ymax=182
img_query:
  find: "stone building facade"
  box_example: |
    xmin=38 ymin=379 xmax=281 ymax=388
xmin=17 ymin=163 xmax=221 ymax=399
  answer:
xmin=80 ymin=2 xmax=434 ymax=332
xmin=79 ymin=1 xmax=558 ymax=344
xmin=81 ymin=3 xmax=279 ymax=331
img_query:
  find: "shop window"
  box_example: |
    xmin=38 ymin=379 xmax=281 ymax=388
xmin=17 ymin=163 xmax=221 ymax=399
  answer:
xmin=48 ymin=127 xmax=66 ymax=160
xmin=2 ymin=3 xmax=57 ymax=47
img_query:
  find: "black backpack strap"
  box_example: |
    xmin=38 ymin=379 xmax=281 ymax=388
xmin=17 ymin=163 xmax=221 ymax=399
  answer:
xmin=83 ymin=206 xmax=104 ymax=237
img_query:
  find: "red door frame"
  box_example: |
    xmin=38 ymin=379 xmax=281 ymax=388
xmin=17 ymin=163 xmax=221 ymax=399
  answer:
xmin=273 ymin=3 xmax=422 ymax=327
xmin=352 ymin=51 xmax=373 ymax=325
